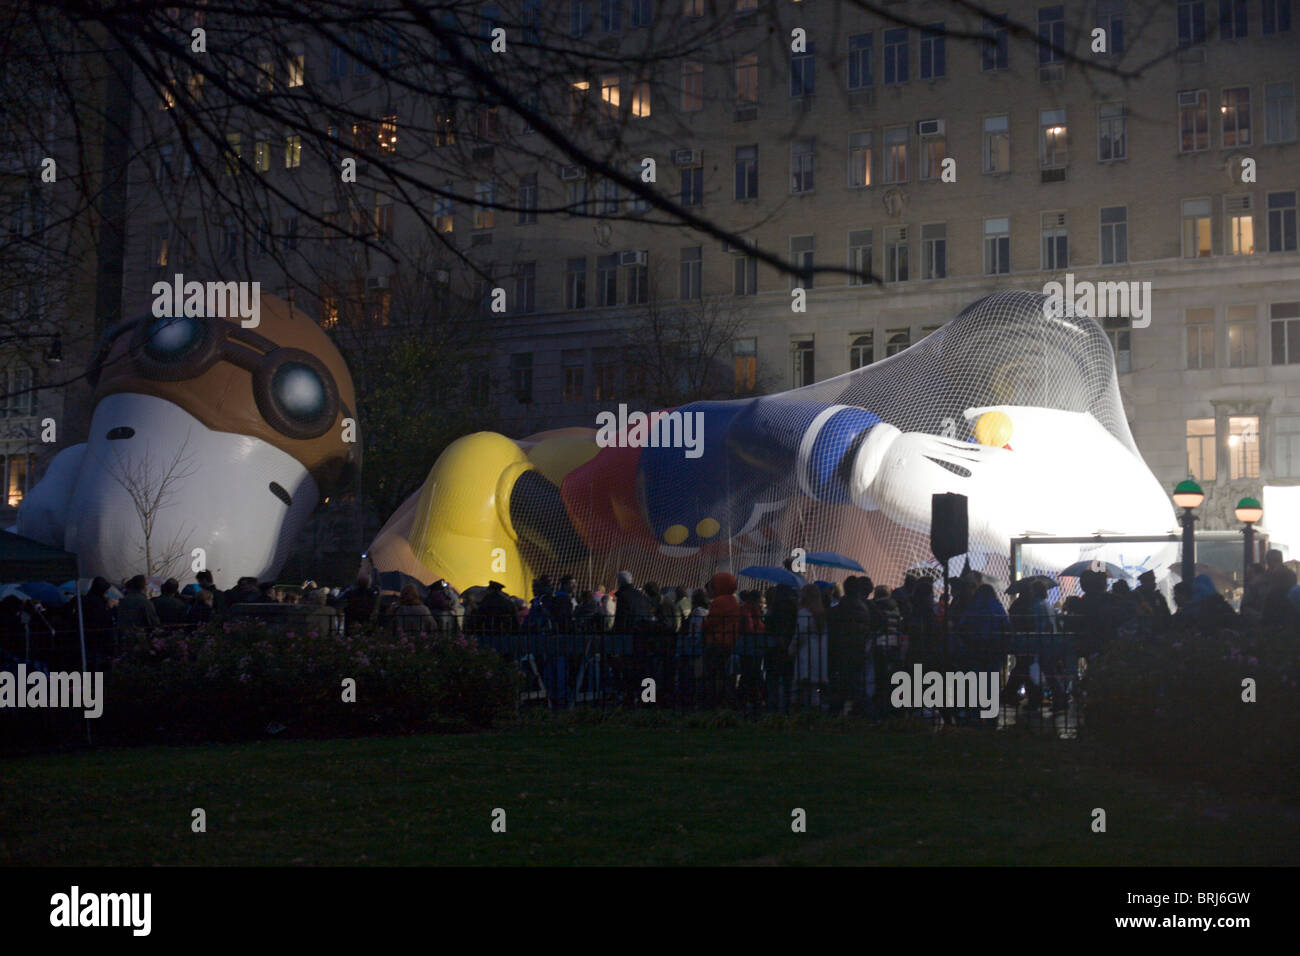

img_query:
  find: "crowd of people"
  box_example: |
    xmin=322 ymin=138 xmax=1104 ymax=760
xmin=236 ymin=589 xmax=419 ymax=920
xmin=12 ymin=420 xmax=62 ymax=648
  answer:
xmin=4 ymin=547 xmax=1298 ymax=716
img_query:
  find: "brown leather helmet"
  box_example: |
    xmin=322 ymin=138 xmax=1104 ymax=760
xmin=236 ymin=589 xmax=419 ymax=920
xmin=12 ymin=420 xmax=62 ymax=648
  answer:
xmin=89 ymin=293 xmax=359 ymax=495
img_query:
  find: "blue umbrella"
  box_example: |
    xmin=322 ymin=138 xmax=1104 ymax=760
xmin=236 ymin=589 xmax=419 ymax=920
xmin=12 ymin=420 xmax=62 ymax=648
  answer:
xmin=803 ymin=550 xmax=866 ymax=572
xmin=22 ymin=581 xmax=67 ymax=606
xmin=1060 ymin=560 xmax=1126 ymax=579
xmin=738 ymin=565 xmax=805 ymax=588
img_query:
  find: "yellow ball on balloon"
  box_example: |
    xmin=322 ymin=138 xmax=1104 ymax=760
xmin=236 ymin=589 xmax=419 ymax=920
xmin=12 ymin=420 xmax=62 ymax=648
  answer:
xmin=974 ymin=410 xmax=1014 ymax=447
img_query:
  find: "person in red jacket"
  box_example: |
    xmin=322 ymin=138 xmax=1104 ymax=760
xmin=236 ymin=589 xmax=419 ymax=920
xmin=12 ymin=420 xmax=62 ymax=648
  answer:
xmin=703 ymin=572 xmax=741 ymax=706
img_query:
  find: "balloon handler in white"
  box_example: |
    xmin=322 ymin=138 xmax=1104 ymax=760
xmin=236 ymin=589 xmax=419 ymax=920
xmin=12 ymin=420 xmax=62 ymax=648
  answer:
xmin=368 ymin=290 xmax=1177 ymax=594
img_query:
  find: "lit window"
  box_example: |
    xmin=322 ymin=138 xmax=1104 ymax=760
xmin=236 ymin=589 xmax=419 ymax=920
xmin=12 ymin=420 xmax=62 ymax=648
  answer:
xmin=631 ymin=78 xmax=651 ymax=117
xmin=600 ymin=75 xmax=620 ymax=123
xmin=434 ymin=197 xmax=454 ymax=233
xmin=1229 ymin=416 xmax=1260 ymax=479
xmin=1225 ymin=196 xmax=1254 ymax=255
xmin=1221 ymin=87 xmax=1251 ymax=147
xmin=1181 ymin=198 xmax=1212 ymax=257
xmin=254 ymin=136 xmax=271 ymax=173
xmin=379 ymin=115 xmax=398 ymax=153
xmin=848 ymin=131 xmax=872 ymax=187
xmin=1039 ymin=108 xmax=1067 ymax=167
xmin=284 ymin=134 xmax=302 ymax=168
xmin=474 ymin=181 xmax=495 ymax=229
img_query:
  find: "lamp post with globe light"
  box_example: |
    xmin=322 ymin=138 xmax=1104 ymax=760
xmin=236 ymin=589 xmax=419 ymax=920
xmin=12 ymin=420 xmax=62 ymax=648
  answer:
xmin=1235 ymin=496 xmax=1263 ymax=589
xmin=1173 ymin=480 xmax=1204 ymax=589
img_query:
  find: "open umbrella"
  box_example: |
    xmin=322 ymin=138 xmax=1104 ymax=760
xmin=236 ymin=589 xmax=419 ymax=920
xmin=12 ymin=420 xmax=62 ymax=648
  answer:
xmin=21 ymin=581 xmax=68 ymax=606
xmin=738 ymin=565 xmax=805 ymax=588
xmin=1059 ymin=559 xmax=1126 ymax=579
xmin=803 ymin=550 xmax=866 ymax=573
xmin=0 ymin=584 xmax=31 ymax=601
xmin=1006 ymin=574 xmax=1057 ymax=595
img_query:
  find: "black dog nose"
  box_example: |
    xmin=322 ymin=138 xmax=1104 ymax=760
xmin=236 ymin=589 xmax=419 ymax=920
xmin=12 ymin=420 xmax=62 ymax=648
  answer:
xmin=106 ymin=426 xmax=135 ymax=440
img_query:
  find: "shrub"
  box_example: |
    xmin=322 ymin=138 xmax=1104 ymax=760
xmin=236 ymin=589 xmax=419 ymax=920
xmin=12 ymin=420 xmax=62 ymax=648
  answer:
xmin=1086 ymin=622 xmax=1300 ymax=794
xmin=101 ymin=621 xmax=519 ymax=744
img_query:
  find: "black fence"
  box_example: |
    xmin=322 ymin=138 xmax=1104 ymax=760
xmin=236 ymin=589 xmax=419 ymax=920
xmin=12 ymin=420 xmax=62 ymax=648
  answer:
xmin=465 ymin=623 xmax=1086 ymax=736
xmin=2 ymin=609 xmax=1092 ymax=748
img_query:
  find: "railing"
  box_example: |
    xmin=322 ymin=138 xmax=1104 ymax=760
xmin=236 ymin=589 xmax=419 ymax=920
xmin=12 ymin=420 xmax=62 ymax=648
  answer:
xmin=465 ymin=621 xmax=1087 ymax=735
xmin=2 ymin=607 xmax=1097 ymax=748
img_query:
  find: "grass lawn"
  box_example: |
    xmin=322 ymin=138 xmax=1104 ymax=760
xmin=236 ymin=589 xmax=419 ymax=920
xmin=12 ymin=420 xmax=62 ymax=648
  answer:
xmin=3 ymin=721 xmax=1297 ymax=865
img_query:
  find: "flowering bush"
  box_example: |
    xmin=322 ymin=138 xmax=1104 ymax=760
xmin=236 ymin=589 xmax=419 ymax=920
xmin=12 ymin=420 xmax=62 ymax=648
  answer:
xmin=1087 ymin=622 xmax=1300 ymax=794
xmin=102 ymin=621 xmax=519 ymax=744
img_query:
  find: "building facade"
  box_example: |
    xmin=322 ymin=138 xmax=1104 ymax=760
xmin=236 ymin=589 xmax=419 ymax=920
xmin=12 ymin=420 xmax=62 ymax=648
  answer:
xmin=116 ymin=0 xmax=1300 ymax=564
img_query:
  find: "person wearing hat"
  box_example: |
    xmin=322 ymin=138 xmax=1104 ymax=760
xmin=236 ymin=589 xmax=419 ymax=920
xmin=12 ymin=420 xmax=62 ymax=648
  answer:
xmin=1134 ymin=569 xmax=1169 ymax=622
xmin=465 ymin=580 xmax=519 ymax=634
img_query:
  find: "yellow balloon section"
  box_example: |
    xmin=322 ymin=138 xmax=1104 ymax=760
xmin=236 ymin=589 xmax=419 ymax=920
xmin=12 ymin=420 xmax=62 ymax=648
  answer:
xmin=974 ymin=410 xmax=1014 ymax=447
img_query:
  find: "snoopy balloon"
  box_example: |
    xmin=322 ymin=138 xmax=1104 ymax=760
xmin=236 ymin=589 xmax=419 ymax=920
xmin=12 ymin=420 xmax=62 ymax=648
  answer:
xmin=370 ymin=290 xmax=1177 ymax=594
xmin=18 ymin=295 xmax=358 ymax=588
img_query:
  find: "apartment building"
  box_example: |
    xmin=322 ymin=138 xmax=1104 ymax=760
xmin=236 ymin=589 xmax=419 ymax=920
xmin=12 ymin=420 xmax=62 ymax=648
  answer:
xmin=119 ymin=0 xmax=1300 ymax=555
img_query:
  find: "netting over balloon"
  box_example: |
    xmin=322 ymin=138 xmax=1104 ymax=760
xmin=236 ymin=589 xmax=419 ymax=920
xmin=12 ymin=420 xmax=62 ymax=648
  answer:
xmin=370 ymin=290 xmax=1177 ymax=596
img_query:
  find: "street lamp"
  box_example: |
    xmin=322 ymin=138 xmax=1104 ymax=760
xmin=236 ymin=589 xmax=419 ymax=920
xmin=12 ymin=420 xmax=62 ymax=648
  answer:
xmin=1235 ymin=496 xmax=1263 ymax=588
xmin=1173 ymin=479 xmax=1204 ymax=588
